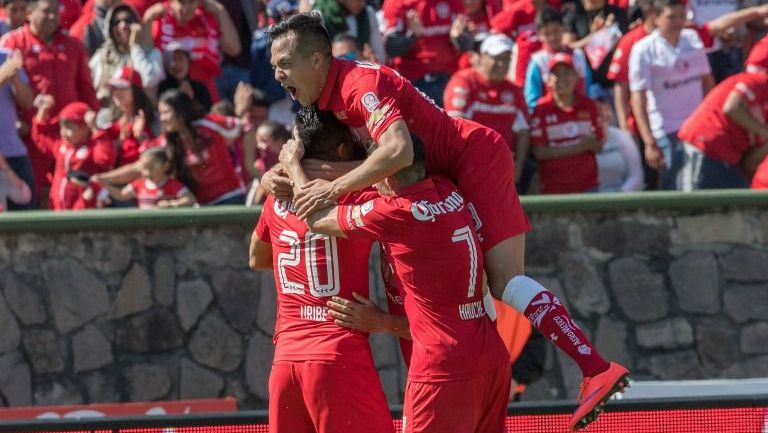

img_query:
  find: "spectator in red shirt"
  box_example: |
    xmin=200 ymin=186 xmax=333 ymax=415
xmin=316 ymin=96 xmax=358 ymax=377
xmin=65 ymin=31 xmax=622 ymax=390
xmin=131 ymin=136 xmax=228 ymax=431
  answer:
xmin=530 ymin=53 xmax=604 ymax=194
xmin=1 ymin=0 xmax=100 ymax=203
xmin=677 ymin=72 xmax=768 ymax=190
xmin=382 ymin=0 xmax=468 ymax=106
xmin=144 ymin=0 xmax=242 ymax=102
xmin=443 ymin=34 xmax=530 ymax=183
xmin=32 ymin=97 xmax=117 ymax=210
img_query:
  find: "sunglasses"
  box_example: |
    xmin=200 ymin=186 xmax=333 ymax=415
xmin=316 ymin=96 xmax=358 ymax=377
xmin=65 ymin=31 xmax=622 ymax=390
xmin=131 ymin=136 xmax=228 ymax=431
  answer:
xmin=111 ymin=17 xmax=138 ymax=26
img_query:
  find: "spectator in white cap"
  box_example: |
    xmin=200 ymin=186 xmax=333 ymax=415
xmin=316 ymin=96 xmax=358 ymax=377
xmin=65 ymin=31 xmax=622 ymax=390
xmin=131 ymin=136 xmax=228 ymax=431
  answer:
xmin=444 ymin=33 xmax=530 ymax=184
xmin=157 ymin=40 xmax=213 ymax=112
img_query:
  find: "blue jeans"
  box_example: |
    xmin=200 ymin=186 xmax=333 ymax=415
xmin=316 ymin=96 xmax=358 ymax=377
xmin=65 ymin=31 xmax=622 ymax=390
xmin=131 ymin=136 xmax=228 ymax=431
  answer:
xmin=656 ymin=132 xmax=685 ymax=190
xmin=6 ymin=155 xmax=35 ymax=210
xmin=413 ymin=73 xmax=451 ymax=108
xmin=211 ymin=193 xmax=246 ymax=205
xmin=680 ymin=142 xmax=748 ymax=190
xmin=215 ymin=65 xmax=252 ymax=103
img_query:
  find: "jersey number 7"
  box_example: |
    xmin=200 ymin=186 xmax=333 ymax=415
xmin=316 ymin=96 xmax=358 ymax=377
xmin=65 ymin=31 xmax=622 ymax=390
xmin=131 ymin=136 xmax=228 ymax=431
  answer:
xmin=277 ymin=229 xmax=341 ymax=298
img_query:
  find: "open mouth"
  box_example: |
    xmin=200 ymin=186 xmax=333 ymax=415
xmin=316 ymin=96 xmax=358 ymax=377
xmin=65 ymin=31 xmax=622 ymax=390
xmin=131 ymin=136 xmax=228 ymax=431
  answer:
xmin=284 ymin=85 xmax=298 ymax=100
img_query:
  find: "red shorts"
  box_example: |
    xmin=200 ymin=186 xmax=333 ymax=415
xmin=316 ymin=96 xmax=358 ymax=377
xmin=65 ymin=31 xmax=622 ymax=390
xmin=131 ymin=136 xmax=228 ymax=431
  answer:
xmin=402 ymin=363 xmax=511 ymax=433
xmin=457 ymin=127 xmax=531 ymax=252
xmin=269 ymin=360 xmax=394 ymax=433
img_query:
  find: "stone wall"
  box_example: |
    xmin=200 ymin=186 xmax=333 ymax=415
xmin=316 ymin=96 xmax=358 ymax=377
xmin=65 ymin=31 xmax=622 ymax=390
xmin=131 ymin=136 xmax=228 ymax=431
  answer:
xmin=0 ymin=196 xmax=766 ymax=409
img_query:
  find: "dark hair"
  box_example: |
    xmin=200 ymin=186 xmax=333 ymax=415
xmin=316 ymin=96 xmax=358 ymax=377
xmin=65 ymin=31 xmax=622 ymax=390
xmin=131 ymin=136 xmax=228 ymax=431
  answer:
xmin=250 ymin=88 xmax=271 ymax=108
xmin=1 ymin=0 xmax=27 ymax=6
xmin=535 ymin=7 xmax=563 ymax=29
xmin=141 ymin=146 xmax=170 ymax=165
xmin=652 ymin=0 xmax=684 ymax=13
xmin=295 ymin=105 xmax=363 ymax=161
xmin=268 ymin=11 xmax=332 ymax=57
xmin=210 ymin=100 xmax=236 ymax=116
xmin=159 ymin=89 xmax=207 ymax=155
xmin=258 ymin=121 xmax=291 ymax=142
xmin=111 ymin=85 xmax=157 ymax=128
xmin=366 ymin=134 xmax=425 ymax=166
xmin=632 ymin=0 xmax=655 ymax=19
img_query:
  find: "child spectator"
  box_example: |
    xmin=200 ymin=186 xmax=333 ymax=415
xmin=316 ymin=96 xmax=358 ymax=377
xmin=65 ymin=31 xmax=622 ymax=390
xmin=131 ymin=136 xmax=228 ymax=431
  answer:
xmin=594 ymin=97 xmax=644 ymax=192
xmin=102 ymin=147 xmax=195 ymax=208
xmin=530 ymin=53 xmax=604 ymax=194
xmin=144 ymin=0 xmax=241 ymax=102
xmin=32 ymin=96 xmax=116 ymax=210
xmin=245 ymin=120 xmax=289 ymax=205
xmin=89 ymin=3 xmax=165 ymax=103
xmin=158 ymin=41 xmax=212 ymax=112
xmin=99 ymin=66 xmax=158 ymax=167
xmin=0 ymin=152 xmax=31 ymax=211
xmin=524 ymin=7 xmax=594 ymax=110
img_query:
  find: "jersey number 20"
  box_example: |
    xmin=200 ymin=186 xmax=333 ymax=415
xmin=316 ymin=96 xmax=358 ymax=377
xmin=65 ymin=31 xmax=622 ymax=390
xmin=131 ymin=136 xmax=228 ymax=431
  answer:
xmin=277 ymin=230 xmax=341 ymax=298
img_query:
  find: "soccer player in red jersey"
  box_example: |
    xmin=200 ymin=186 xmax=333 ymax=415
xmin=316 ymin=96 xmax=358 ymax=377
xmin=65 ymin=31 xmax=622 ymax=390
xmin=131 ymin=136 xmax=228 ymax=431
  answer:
xmin=280 ymin=130 xmax=510 ymax=433
xmin=265 ymin=12 xmax=629 ymax=430
xmin=249 ymin=108 xmax=404 ymax=433
xmin=677 ymin=72 xmax=768 ymax=190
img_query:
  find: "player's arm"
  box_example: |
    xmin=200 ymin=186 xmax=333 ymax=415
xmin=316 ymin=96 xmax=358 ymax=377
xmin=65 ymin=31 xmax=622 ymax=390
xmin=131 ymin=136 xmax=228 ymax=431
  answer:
xmin=249 ymin=231 xmax=273 ymax=271
xmin=293 ymin=120 xmax=414 ymax=219
xmin=327 ymin=293 xmax=412 ymax=339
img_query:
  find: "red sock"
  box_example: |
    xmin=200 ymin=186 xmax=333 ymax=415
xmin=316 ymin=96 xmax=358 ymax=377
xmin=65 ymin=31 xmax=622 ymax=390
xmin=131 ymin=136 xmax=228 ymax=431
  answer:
xmin=523 ymin=290 xmax=609 ymax=378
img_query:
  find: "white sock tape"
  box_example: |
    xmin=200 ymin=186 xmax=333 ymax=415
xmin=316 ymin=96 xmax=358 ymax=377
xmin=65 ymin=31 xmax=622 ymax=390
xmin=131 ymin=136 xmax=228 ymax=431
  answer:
xmin=501 ymin=275 xmax=547 ymax=313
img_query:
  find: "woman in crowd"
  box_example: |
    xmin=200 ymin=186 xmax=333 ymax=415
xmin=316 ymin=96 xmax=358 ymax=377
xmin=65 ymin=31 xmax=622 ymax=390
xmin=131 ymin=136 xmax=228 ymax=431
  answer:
xmin=595 ymin=97 xmax=644 ymax=192
xmin=99 ymin=66 xmax=158 ymax=168
xmin=89 ymin=3 xmax=165 ymax=105
xmin=158 ymin=41 xmax=213 ymax=112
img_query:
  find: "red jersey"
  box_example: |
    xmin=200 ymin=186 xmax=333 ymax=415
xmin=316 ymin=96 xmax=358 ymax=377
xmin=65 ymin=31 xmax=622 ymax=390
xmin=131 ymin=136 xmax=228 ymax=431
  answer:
xmin=746 ymin=34 xmax=768 ymax=73
xmin=254 ymin=194 xmax=378 ymax=364
xmin=151 ymin=3 xmax=222 ymax=100
xmin=1 ymin=25 xmax=99 ymax=115
xmin=444 ymin=67 xmax=528 ymax=150
xmin=186 ymin=115 xmax=244 ymax=205
xmin=678 ymin=72 xmax=768 ymax=166
xmin=337 ymin=176 xmax=509 ymax=382
xmin=318 ymin=58 xmax=497 ymax=181
xmin=102 ymin=122 xmax=154 ymax=168
xmin=59 ymin=0 xmax=83 ymax=30
xmin=490 ymin=0 xmax=544 ymax=86
xmin=607 ymin=24 xmax=649 ymax=135
xmin=530 ymin=94 xmax=603 ymax=194
xmin=752 ymin=156 xmax=768 ymax=189
xmin=127 ymin=177 xmax=191 ymax=209
xmin=31 ymin=120 xmax=116 ymax=210
xmin=381 ymin=0 xmax=463 ymax=80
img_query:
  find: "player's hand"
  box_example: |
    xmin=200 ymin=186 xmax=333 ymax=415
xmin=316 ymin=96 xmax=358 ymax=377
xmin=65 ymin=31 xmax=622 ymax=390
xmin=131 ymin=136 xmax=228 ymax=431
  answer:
xmin=260 ymin=165 xmax=293 ymax=201
xmin=644 ymin=141 xmax=666 ymax=170
xmin=279 ymin=138 xmax=304 ymax=166
xmin=406 ymin=10 xmax=424 ymax=38
xmin=327 ymin=292 xmax=390 ymax=333
xmin=294 ymin=179 xmax=338 ymax=219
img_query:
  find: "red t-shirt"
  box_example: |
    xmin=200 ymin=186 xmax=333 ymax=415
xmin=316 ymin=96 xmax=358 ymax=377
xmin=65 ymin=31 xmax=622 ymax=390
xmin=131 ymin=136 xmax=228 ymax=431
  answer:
xmin=746 ymin=34 xmax=768 ymax=73
xmin=254 ymin=194 xmax=377 ymax=364
xmin=31 ymin=120 xmax=116 ymax=210
xmin=490 ymin=0 xmax=550 ymax=87
xmin=186 ymin=115 xmax=244 ymax=205
xmin=607 ymin=24 xmax=649 ymax=135
xmin=1 ymin=26 xmax=99 ymax=115
xmin=59 ymin=0 xmax=83 ymax=30
xmin=152 ymin=3 xmax=222 ymax=101
xmin=752 ymin=156 xmax=768 ymax=189
xmin=381 ymin=0 xmax=463 ymax=80
xmin=443 ymin=67 xmax=528 ymax=150
xmin=127 ymin=177 xmax=191 ymax=209
xmin=337 ymin=176 xmax=509 ymax=381
xmin=678 ymin=72 xmax=768 ymax=166
xmin=317 ymin=58 xmax=492 ymax=181
xmin=102 ymin=122 xmax=154 ymax=168
xmin=530 ymin=94 xmax=603 ymax=194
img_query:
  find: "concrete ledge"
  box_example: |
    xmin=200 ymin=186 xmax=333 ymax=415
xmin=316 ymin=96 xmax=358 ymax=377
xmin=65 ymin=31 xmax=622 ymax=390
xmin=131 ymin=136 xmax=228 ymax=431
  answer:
xmin=1 ymin=190 xmax=767 ymax=233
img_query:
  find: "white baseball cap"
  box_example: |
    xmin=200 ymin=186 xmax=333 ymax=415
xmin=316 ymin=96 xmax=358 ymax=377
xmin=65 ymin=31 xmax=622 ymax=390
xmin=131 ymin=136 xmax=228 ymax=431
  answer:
xmin=480 ymin=34 xmax=514 ymax=56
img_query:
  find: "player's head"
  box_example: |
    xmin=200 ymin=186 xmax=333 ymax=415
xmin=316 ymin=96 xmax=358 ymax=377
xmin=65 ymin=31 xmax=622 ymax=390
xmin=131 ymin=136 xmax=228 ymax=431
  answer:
xmin=652 ymin=0 xmax=685 ymax=35
xmin=366 ymin=135 xmax=426 ymax=196
xmin=295 ymin=105 xmax=365 ymax=162
xmin=535 ymin=7 xmax=564 ymax=50
xmin=269 ymin=12 xmax=333 ymax=107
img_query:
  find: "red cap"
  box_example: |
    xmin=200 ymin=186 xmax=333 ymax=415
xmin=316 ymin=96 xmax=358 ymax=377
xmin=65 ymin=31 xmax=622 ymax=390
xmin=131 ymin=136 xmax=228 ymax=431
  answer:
xmin=51 ymin=102 xmax=91 ymax=126
xmin=108 ymin=66 xmax=143 ymax=89
xmin=548 ymin=52 xmax=576 ymax=71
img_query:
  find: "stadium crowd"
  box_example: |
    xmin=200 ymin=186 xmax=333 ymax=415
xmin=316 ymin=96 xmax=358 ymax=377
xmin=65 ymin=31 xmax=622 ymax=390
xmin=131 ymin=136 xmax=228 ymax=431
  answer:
xmin=0 ymin=0 xmax=767 ymax=212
